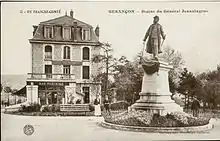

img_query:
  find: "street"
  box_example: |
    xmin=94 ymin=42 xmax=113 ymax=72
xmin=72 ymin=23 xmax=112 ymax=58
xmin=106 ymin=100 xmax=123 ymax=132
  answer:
xmin=1 ymin=113 xmax=220 ymax=141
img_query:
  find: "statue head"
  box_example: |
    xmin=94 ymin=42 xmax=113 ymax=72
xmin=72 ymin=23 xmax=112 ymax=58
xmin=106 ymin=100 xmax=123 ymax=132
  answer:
xmin=153 ymin=16 xmax=159 ymax=24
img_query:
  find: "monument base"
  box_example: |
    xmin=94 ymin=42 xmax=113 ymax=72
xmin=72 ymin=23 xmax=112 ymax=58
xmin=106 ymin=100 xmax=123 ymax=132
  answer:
xmin=131 ymin=60 xmax=183 ymax=115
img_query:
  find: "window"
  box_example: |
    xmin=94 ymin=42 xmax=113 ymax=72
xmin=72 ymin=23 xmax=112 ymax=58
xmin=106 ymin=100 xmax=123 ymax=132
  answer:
xmin=63 ymin=27 xmax=71 ymax=40
xmin=82 ymin=66 xmax=90 ymax=79
xmin=63 ymin=46 xmax=70 ymax=59
xmin=63 ymin=65 xmax=70 ymax=74
xmin=44 ymin=26 xmax=53 ymax=39
xmin=45 ymin=65 xmax=52 ymax=78
xmin=83 ymin=87 xmax=90 ymax=103
xmin=82 ymin=29 xmax=90 ymax=41
xmin=83 ymin=47 xmax=90 ymax=60
xmin=45 ymin=45 xmax=52 ymax=60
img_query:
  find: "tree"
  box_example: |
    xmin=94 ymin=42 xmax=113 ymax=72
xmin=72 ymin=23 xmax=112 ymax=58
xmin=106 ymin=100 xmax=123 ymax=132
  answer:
xmin=112 ymin=56 xmax=143 ymax=104
xmin=196 ymin=64 xmax=220 ymax=108
xmin=4 ymin=86 xmax=12 ymax=93
xmin=4 ymin=86 xmax=12 ymax=106
xmin=12 ymin=89 xmax=18 ymax=104
xmin=160 ymin=45 xmax=185 ymax=93
xmin=92 ymin=42 xmax=114 ymax=97
xmin=177 ymin=68 xmax=200 ymax=108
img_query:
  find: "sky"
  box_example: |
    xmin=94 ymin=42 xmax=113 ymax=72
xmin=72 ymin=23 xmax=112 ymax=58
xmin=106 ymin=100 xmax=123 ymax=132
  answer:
xmin=1 ymin=1 xmax=220 ymax=75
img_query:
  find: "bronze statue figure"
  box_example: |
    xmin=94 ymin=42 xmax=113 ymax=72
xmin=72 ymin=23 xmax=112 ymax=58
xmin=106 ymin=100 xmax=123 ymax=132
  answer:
xmin=143 ymin=16 xmax=166 ymax=60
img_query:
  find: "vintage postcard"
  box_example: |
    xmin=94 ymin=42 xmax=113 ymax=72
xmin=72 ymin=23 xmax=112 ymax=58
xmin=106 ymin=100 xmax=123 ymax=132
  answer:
xmin=1 ymin=1 xmax=220 ymax=141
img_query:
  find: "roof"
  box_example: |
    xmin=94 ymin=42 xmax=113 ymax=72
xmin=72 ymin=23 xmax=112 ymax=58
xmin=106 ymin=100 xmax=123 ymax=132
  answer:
xmin=12 ymin=86 xmax=26 ymax=97
xmin=32 ymin=14 xmax=99 ymax=42
xmin=40 ymin=15 xmax=92 ymax=27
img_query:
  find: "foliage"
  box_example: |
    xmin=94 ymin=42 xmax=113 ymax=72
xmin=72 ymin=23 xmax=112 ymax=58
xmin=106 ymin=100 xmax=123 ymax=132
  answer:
xmin=41 ymin=104 xmax=60 ymax=112
xmin=92 ymin=44 xmax=186 ymax=104
xmin=177 ymin=68 xmax=206 ymax=108
xmin=92 ymin=42 xmax=115 ymax=97
xmin=89 ymin=104 xmax=95 ymax=112
xmin=3 ymin=86 xmax=12 ymax=93
xmin=169 ymin=111 xmax=210 ymax=126
xmin=195 ymin=64 xmax=220 ymax=108
xmin=110 ymin=101 xmax=129 ymax=110
xmin=112 ymin=56 xmax=143 ymax=104
xmin=104 ymin=110 xmax=210 ymax=127
xmin=150 ymin=113 xmax=179 ymax=127
xmin=160 ymin=46 xmax=185 ymax=92
xmin=104 ymin=110 xmax=153 ymax=127
xmin=19 ymin=103 xmax=41 ymax=112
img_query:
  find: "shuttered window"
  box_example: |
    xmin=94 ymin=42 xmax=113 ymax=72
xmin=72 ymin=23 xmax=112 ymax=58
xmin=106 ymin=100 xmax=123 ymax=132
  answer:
xmin=82 ymin=66 xmax=90 ymax=79
xmin=63 ymin=27 xmax=71 ymax=40
xmin=83 ymin=47 xmax=90 ymax=60
xmin=82 ymin=29 xmax=90 ymax=41
xmin=45 ymin=45 xmax=52 ymax=60
xmin=63 ymin=46 xmax=70 ymax=59
xmin=44 ymin=26 xmax=53 ymax=39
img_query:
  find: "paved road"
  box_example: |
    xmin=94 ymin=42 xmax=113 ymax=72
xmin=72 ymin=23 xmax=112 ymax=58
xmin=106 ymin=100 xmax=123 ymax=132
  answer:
xmin=1 ymin=113 xmax=220 ymax=141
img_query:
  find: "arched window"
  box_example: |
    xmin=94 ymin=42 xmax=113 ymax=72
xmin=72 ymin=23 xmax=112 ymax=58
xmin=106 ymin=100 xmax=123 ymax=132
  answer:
xmin=83 ymin=47 xmax=90 ymax=60
xmin=63 ymin=46 xmax=70 ymax=59
xmin=45 ymin=45 xmax=52 ymax=60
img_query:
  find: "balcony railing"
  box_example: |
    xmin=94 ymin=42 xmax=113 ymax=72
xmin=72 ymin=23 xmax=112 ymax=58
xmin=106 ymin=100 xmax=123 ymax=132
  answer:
xmin=45 ymin=52 xmax=52 ymax=60
xmin=27 ymin=73 xmax=75 ymax=80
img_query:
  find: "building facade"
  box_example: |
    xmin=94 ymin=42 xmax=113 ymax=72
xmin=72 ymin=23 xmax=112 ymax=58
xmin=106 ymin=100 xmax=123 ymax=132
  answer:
xmin=26 ymin=11 xmax=102 ymax=105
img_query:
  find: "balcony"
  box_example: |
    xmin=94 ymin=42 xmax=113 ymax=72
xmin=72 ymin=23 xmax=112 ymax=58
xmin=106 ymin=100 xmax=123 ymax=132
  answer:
xmin=27 ymin=73 xmax=75 ymax=82
xmin=44 ymin=52 xmax=52 ymax=60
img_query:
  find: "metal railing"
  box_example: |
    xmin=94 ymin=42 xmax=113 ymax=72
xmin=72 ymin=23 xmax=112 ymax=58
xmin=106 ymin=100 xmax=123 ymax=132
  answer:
xmin=27 ymin=73 xmax=75 ymax=80
xmin=44 ymin=53 xmax=52 ymax=60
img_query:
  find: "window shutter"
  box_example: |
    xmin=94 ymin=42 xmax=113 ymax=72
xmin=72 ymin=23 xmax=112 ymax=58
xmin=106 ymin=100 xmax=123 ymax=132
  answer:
xmin=61 ymin=26 xmax=63 ymax=39
xmin=43 ymin=25 xmax=45 ymax=38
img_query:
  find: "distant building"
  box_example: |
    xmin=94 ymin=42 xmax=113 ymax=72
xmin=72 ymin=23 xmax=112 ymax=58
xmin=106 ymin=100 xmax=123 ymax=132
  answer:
xmin=26 ymin=10 xmax=102 ymax=105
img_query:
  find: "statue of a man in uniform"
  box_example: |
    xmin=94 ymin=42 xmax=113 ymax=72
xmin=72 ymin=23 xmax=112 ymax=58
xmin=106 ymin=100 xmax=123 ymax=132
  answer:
xmin=143 ymin=16 xmax=166 ymax=60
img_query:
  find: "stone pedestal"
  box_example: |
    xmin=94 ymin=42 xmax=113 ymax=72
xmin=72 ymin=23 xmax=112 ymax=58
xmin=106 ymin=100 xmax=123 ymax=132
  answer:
xmin=131 ymin=60 xmax=182 ymax=115
xmin=64 ymin=83 xmax=76 ymax=104
xmin=26 ymin=85 xmax=38 ymax=103
xmin=62 ymin=98 xmax=65 ymax=104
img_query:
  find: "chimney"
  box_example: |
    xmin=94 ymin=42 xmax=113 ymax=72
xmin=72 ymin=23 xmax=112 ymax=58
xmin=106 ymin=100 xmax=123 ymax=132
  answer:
xmin=70 ymin=10 xmax=74 ymax=18
xmin=33 ymin=25 xmax=38 ymax=36
xmin=95 ymin=25 xmax=100 ymax=39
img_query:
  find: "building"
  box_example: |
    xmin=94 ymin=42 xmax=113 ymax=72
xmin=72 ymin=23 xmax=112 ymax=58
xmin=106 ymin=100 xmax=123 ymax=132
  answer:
xmin=26 ymin=10 xmax=102 ymax=105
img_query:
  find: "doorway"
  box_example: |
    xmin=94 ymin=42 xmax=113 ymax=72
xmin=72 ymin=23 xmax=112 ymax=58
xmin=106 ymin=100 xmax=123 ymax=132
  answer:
xmin=83 ymin=87 xmax=90 ymax=103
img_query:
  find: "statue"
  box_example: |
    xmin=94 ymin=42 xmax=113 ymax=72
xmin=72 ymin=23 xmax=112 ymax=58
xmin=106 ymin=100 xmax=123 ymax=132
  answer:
xmin=131 ymin=16 xmax=183 ymax=116
xmin=143 ymin=16 xmax=166 ymax=60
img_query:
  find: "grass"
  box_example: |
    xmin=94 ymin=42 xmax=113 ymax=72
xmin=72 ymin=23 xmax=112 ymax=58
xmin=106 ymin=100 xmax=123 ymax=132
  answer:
xmin=4 ymin=111 xmax=95 ymax=116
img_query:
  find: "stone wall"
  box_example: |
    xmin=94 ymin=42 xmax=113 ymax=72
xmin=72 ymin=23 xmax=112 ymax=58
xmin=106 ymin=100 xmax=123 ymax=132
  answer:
xmin=32 ymin=43 xmax=44 ymax=73
xmin=31 ymin=43 xmax=101 ymax=78
xmin=53 ymin=44 xmax=62 ymax=60
xmin=72 ymin=66 xmax=81 ymax=79
xmin=72 ymin=45 xmax=81 ymax=60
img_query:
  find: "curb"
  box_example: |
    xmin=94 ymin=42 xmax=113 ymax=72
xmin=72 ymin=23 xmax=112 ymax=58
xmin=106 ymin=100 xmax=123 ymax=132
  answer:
xmin=100 ymin=121 xmax=214 ymax=133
